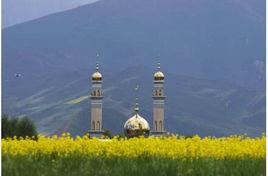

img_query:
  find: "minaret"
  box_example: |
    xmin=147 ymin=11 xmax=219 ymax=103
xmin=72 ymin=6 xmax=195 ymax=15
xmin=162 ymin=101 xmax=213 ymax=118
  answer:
xmin=151 ymin=61 xmax=166 ymax=135
xmin=89 ymin=63 xmax=104 ymax=137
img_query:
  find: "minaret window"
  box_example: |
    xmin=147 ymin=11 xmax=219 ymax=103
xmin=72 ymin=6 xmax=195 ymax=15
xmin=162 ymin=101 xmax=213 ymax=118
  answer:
xmin=159 ymin=121 xmax=163 ymax=131
xmin=92 ymin=121 xmax=95 ymax=130
xmin=97 ymin=121 xmax=100 ymax=130
xmin=155 ymin=121 xmax=158 ymax=131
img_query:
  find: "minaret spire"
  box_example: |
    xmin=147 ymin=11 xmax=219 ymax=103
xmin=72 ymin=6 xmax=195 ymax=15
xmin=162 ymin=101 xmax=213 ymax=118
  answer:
xmin=157 ymin=60 xmax=161 ymax=71
xmin=134 ymin=85 xmax=139 ymax=116
xmin=96 ymin=53 xmax=100 ymax=71
xmin=96 ymin=63 xmax=99 ymax=71
xmin=154 ymin=55 xmax=161 ymax=70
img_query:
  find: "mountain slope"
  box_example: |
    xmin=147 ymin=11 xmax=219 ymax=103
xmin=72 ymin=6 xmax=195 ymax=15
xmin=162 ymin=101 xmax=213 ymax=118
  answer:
xmin=3 ymin=66 xmax=265 ymax=136
xmin=3 ymin=0 xmax=265 ymax=89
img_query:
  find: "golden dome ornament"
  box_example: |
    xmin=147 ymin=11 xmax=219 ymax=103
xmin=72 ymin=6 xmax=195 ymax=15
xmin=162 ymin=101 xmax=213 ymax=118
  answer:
xmin=154 ymin=71 xmax=164 ymax=80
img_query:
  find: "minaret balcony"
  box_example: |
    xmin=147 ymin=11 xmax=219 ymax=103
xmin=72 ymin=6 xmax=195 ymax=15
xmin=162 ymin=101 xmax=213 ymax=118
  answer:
xmin=90 ymin=95 xmax=104 ymax=99
xmin=152 ymin=95 xmax=166 ymax=99
xmin=92 ymin=81 xmax=102 ymax=84
xmin=153 ymin=80 xmax=164 ymax=84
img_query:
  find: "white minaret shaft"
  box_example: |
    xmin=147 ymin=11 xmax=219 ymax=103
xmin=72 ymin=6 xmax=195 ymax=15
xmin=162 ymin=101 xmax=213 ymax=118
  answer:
xmin=153 ymin=62 xmax=165 ymax=132
xmin=90 ymin=63 xmax=103 ymax=132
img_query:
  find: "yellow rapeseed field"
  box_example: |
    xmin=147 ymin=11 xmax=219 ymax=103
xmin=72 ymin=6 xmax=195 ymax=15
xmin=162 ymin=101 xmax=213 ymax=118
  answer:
xmin=2 ymin=134 xmax=265 ymax=159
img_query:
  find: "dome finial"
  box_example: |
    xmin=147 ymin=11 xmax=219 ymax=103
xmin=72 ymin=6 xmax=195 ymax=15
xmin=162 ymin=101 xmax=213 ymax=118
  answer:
xmin=134 ymin=85 xmax=139 ymax=115
xmin=95 ymin=63 xmax=99 ymax=71
xmin=157 ymin=60 xmax=161 ymax=71
xmin=95 ymin=53 xmax=100 ymax=71
xmin=153 ymin=55 xmax=161 ymax=70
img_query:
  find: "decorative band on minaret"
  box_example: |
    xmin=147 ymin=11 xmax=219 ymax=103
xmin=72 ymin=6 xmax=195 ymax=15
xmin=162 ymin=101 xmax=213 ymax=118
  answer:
xmin=89 ymin=63 xmax=104 ymax=137
xmin=151 ymin=61 xmax=166 ymax=135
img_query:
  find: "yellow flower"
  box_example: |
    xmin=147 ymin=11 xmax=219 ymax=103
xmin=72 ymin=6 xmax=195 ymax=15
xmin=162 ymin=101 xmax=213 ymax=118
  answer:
xmin=2 ymin=134 xmax=265 ymax=159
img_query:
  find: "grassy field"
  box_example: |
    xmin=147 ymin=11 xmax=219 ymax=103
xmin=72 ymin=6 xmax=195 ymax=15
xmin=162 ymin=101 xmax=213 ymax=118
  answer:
xmin=2 ymin=134 xmax=266 ymax=176
xmin=3 ymin=155 xmax=265 ymax=176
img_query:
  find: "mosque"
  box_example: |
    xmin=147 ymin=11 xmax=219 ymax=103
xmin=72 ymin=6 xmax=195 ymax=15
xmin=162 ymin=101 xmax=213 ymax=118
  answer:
xmin=88 ymin=62 xmax=167 ymax=137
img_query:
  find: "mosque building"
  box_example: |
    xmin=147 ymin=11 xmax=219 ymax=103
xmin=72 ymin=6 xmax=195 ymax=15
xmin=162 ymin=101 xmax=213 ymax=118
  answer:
xmin=88 ymin=62 xmax=167 ymax=138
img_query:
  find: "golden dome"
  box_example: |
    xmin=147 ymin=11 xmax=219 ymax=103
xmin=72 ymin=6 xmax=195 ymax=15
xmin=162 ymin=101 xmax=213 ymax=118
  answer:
xmin=92 ymin=71 xmax=102 ymax=81
xmin=154 ymin=71 xmax=164 ymax=80
xmin=124 ymin=114 xmax=150 ymax=138
xmin=92 ymin=63 xmax=102 ymax=81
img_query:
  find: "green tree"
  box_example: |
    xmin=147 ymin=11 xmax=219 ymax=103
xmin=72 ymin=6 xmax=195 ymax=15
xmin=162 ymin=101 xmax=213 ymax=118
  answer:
xmin=16 ymin=117 xmax=37 ymax=138
xmin=2 ymin=115 xmax=37 ymax=139
xmin=2 ymin=114 xmax=18 ymax=138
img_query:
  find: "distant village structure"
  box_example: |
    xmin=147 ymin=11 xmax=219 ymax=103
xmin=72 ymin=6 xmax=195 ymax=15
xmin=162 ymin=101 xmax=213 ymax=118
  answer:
xmin=88 ymin=62 xmax=167 ymax=137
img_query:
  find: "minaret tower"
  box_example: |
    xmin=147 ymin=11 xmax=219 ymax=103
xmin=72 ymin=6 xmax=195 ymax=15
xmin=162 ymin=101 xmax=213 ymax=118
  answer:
xmin=89 ymin=63 xmax=104 ymax=137
xmin=151 ymin=61 xmax=166 ymax=135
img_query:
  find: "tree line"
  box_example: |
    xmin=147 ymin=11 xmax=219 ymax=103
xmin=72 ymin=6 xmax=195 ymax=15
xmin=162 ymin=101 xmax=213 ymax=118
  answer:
xmin=2 ymin=114 xmax=37 ymax=139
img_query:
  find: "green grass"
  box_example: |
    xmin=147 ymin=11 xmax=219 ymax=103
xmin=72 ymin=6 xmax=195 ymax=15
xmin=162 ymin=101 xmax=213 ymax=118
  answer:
xmin=2 ymin=155 xmax=265 ymax=176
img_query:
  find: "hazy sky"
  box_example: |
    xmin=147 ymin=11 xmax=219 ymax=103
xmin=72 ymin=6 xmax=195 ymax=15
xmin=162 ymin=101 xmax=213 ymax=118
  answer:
xmin=2 ymin=0 xmax=99 ymax=27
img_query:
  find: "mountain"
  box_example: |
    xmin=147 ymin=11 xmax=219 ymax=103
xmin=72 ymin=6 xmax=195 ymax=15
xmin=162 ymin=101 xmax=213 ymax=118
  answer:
xmin=2 ymin=0 xmax=265 ymax=136
xmin=3 ymin=0 xmax=265 ymax=89
xmin=3 ymin=65 xmax=265 ymax=137
xmin=2 ymin=0 xmax=99 ymax=27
